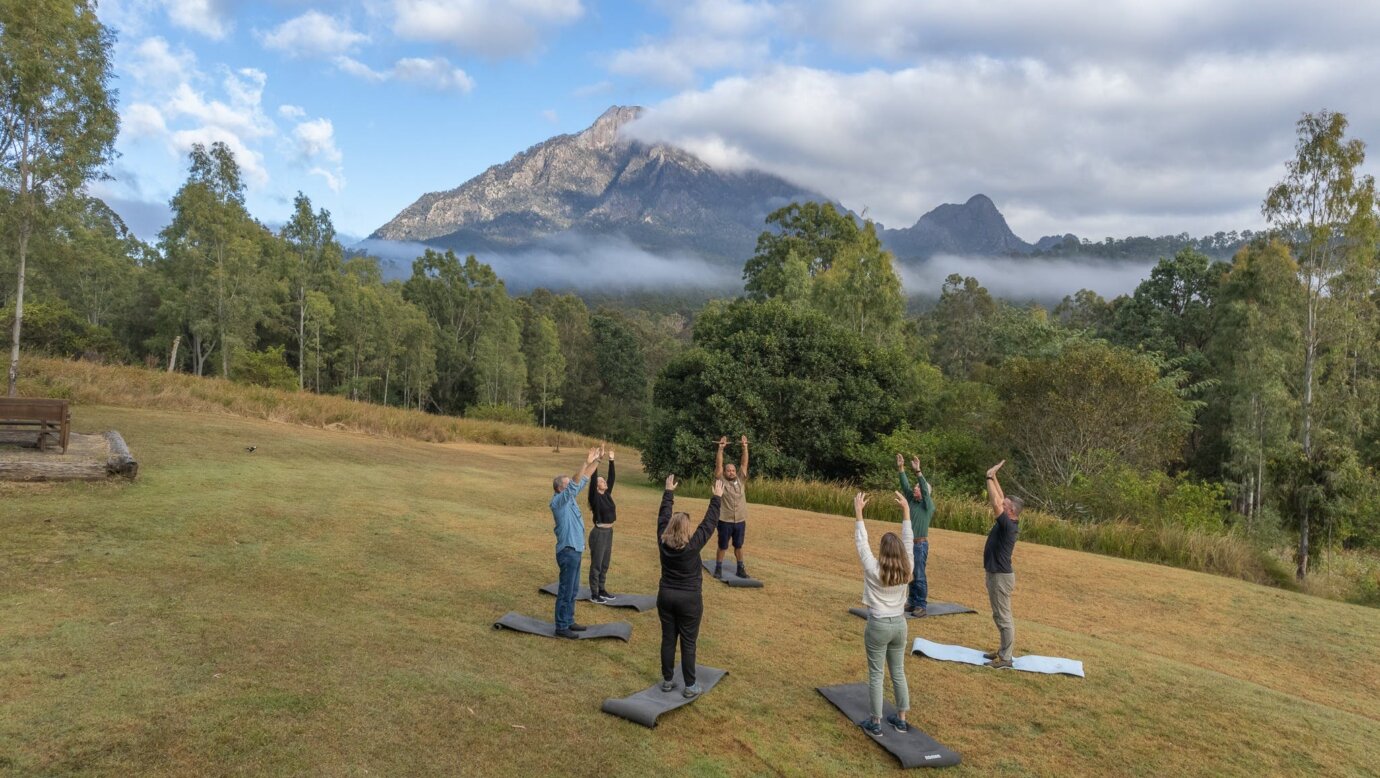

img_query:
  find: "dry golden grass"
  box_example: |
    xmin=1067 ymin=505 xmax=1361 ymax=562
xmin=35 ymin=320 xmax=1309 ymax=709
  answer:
xmin=2 ymin=406 xmax=1378 ymax=776
xmin=18 ymin=356 xmax=601 ymax=448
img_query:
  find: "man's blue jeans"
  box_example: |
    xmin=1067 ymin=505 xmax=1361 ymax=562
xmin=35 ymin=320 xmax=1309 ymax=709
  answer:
xmin=908 ymin=540 xmax=929 ymax=609
xmin=555 ymin=546 xmax=582 ymax=629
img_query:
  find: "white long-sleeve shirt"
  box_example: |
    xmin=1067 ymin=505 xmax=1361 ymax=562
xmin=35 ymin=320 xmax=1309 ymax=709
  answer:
xmin=856 ymin=516 xmax=914 ymax=617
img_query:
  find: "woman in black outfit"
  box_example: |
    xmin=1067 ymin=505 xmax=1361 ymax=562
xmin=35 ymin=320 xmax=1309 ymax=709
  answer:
xmin=656 ymin=474 xmax=723 ymax=699
xmin=587 ymin=448 xmax=617 ymax=603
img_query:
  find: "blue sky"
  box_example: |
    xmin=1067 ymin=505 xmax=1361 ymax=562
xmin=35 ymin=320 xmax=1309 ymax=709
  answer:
xmin=94 ymin=1 xmax=1380 ymax=248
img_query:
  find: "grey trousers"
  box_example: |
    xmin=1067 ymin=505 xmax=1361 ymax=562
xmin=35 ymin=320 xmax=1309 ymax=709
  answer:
xmin=589 ymin=526 xmax=613 ymax=594
xmin=864 ymin=614 xmax=910 ymax=720
xmin=986 ymin=571 xmax=1016 ymax=660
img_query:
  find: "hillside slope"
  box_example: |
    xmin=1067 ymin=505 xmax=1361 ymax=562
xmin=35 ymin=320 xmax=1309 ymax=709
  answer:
xmin=2 ymin=407 xmax=1377 ymax=776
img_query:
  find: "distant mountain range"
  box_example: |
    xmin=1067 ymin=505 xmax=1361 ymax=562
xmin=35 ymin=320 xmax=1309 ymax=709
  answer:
xmin=369 ymin=106 xmax=1075 ymax=263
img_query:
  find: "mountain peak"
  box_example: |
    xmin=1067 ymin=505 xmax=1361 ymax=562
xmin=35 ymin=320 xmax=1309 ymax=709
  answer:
xmin=965 ymin=193 xmax=996 ymax=209
xmin=879 ymin=194 xmax=1031 ymax=258
xmin=579 ymin=105 xmax=644 ymax=147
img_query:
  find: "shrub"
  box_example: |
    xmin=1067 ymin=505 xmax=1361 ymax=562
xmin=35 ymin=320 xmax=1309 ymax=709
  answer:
xmin=232 ymin=346 xmax=299 ymax=391
xmin=464 ymin=402 xmax=534 ymax=425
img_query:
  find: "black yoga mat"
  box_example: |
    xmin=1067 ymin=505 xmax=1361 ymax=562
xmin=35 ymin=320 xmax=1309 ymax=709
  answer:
xmin=492 ymin=611 xmax=632 ymax=641
xmin=847 ymin=602 xmax=977 ymax=620
xmin=816 ymin=683 xmax=961 ymax=769
xmin=700 ymin=559 xmax=763 ymax=588
xmin=538 ymin=583 xmax=657 ymax=612
xmin=601 ymin=666 xmax=728 ymax=728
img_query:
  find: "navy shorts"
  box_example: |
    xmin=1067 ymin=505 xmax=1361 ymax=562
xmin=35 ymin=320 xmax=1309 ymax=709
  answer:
xmin=716 ymin=519 xmax=746 ymax=550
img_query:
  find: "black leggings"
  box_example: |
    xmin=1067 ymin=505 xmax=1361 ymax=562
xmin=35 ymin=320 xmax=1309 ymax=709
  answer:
xmin=657 ymin=587 xmax=703 ymax=686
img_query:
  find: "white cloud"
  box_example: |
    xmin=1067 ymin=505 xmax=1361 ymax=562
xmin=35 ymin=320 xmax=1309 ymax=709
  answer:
xmin=309 ymin=167 xmax=346 ymax=193
xmin=162 ymin=0 xmax=232 ymax=40
xmin=123 ymin=103 xmax=167 ymax=139
xmin=259 ymin=11 xmax=370 ymax=58
xmin=293 ymin=118 xmax=342 ymax=163
xmin=334 ymin=55 xmax=474 ymax=92
xmin=163 ymin=68 xmax=274 ymax=142
xmin=606 ymin=0 xmax=778 ymax=86
xmin=392 ymin=57 xmax=475 ymax=92
xmin=279 ymin=104 xmax=307 ymax=120
xmin=392 ymin=0 xmax=584 ymax=58
xmin=627 ymin=51 xmax=1380 ymax=239
xmin=898 ymin=255 xmax=1157 ymax=301
xmin=126 ymin=37 xmax=195 ymax=87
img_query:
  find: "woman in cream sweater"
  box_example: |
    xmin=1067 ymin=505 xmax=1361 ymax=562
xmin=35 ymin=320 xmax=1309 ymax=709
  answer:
xmin=853 ymin=491 xmax=914 ymax=736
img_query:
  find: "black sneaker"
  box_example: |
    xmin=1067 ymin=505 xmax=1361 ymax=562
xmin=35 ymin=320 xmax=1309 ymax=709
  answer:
xmin=569 ymin=623 xmax=588 ymax=632
xmin=858 ymin=718 xmax=883 ymax=737
xmin=600 ymin=592 xmax=615 ymax=602
xmin=714 ymin=563 xmax=723 ymax=578
xmin=589 ymin=593 xmax=607 ymax=604
xmin=736 ymin=564 xmax=748 ymax=579
xmin=555 ymin=629 xmax=578 ymax=639
xmin=886 ymin=715 xmax=909 ymax=733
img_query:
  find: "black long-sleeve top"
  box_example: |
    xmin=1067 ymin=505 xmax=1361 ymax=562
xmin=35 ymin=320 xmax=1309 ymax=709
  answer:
xmin=656 ymin=490 xmax=721 ymax=592
xmin=587 ymin=460 xmax=616 ymax=525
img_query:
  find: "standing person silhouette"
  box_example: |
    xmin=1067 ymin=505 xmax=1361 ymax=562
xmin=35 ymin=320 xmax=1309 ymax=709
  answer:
xmin=549 ymin=446 xmax=602 ymax=639
xmin=982 ymin=460 xmax=1022 ymax=667
xmin=713 ymin=435 xmax=750 ymax=579
xmin=587 ymin=447 xmax=617 ymax=603
xmin=656 ymin=474 xmax=723 ymax=697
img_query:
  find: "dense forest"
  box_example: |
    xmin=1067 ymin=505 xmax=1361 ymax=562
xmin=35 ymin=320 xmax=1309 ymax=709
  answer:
xmin=3 ymin=2 xmax=1377 ymax=582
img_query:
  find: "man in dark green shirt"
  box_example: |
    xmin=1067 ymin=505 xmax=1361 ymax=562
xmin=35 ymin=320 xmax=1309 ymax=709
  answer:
xmin=897 ymin=454 xmax=935 ymax=615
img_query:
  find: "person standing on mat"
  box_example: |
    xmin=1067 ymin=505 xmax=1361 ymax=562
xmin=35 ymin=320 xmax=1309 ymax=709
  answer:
xmin=550 ymin=445 xmax=603 ymax=639
xmin=982 ymin=459 xmax=1021 ymax=668
xmin=853 ymin=490 xmax=914 ymax=736
xmin=713 ymin=435 xmax=750 ymax=579
xmin=587 ymin=447 xmax=617 ymax=604
xmin=897 ymin=453 xmax=936 ymax=616
xmin=656 ymin=473 xmax=723 ymax=698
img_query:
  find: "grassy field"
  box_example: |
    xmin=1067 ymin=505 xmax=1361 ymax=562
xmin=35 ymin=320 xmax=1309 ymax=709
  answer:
xmin=3 ymin=406 xmax=1379 ymax=776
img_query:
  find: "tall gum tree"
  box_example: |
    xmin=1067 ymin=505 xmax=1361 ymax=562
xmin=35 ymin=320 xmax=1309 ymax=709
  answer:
xmin=0 ymin=0 xmax=118 ymax=395
xmin=1263 ymin=110 xmax=1379 ymax=579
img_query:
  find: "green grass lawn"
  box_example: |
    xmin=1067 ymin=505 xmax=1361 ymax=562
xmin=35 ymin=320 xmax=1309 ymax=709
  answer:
xmin=3 ymin=406 xmax=1379 ymax=776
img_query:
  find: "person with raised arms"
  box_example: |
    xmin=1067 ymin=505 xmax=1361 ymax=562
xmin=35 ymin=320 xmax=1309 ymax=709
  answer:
xmin=586 ymin=447 xmax=617 ymax=604
xmin=713 ymin=435 xmax=750 ymax=579
xmin=982 ymin=460 xmax=1022 ymax=668
xmin=656 ymin=473 xmax=724 ymax=698
xmin=549 ymin=445 xmax=602 ymax=639
xmin=897 ymin=453 xmax=936 ymax=616
xmin=853 ymin=490 xmax=914 ymax=736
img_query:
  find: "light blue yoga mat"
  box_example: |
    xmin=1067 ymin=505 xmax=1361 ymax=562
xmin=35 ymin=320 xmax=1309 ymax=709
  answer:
xmin=911 ymin=637 xmax=1084 ymax=678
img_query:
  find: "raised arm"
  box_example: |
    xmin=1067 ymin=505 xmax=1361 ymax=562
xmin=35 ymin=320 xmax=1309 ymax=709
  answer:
xmin=606 ymin=451 xmax=615 ymax=492
xmin=898 ymin=452 xmax=913 ymax=495
xmin=715 ymin=436 xmax=727 ymax=479
xmin=689 ymin=479 xmax=725 ymax=551
xmin=739 ymin=435 xmax=750 ymax=480
xmin=986 ymin=460 xmax=1006 ymax=517
xmin=657 ymin=473 xmax=678 ymax=535
xmin=853 ymin=492 xmax=878 ymax=574
xmin=912 ymin=456 xmax=933 ymax=512
xmin=571 ymin=445 xmax=601 ymax=487
xmin=895 ymin=491 xmax=914 ymax=547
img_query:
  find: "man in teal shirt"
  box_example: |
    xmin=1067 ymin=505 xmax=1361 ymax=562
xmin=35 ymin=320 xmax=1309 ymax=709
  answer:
xmin=897 ymin=454 xmax=935 ymax=615
xmin=550 ymin=446 xmax=602 ymax=638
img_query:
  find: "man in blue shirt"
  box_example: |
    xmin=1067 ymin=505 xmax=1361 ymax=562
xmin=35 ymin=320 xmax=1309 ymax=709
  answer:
xmin=550 ymin=446 xmax=603 ymax=639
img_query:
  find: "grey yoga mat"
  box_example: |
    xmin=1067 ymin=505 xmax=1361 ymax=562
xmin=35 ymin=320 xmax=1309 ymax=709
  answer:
xmin=816 ymin=684 xmax=961 ymax=769
xmin=601 ymin=666 xmax=728 ymax=728
xmin=700 ymin=559 xmax=764 ymax=588
xmin=538 ymin=583 xmax=658 ymax=612
xmin=847 ymin=603 xmax=977 ymax=620
xmin=910 ymin=637 xmax=1085 ymax=677
xmin=492 ymin=611 xmax=632 ymax=641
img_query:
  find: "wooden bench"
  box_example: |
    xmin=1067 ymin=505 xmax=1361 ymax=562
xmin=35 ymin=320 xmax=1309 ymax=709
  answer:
xmin=0 ymin=398 xmax=71 ymax=454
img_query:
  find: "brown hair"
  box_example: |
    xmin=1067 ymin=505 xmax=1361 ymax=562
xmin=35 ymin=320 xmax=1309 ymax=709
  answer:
xmin=878 ymin=532 xmax=911 ymax=587
xmin=661 ymin=511 xmax=693 ymax=549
